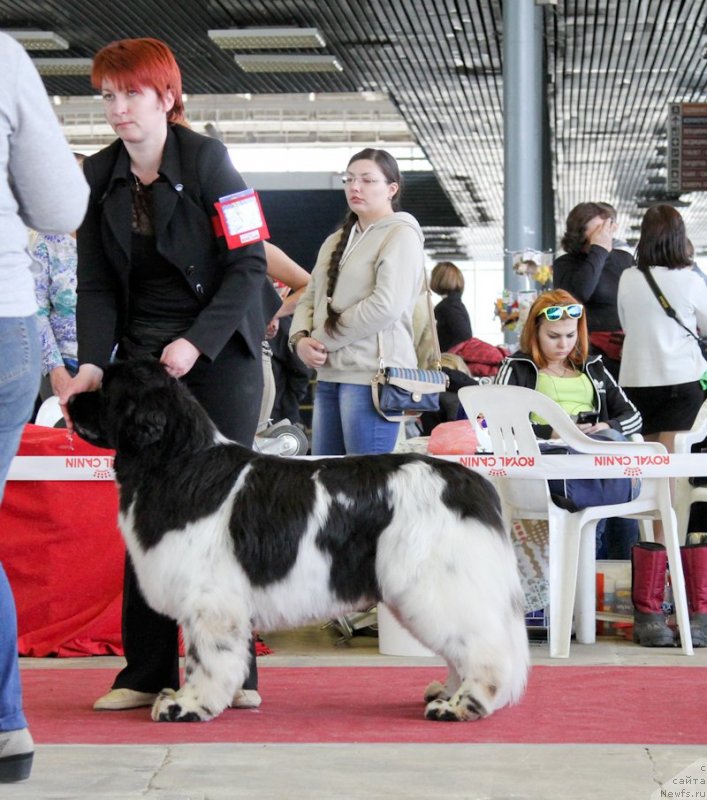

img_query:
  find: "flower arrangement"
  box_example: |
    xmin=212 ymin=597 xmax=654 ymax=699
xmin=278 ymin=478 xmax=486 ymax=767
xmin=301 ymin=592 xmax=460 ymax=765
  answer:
xmin=494 ymin=250 xmax=554 ymax=335
xmin=494 ymin=289 xmax=539 ymax=333
xmin=511 ymin=248 xmax=553 ymax=287
xmin=494 ymin=291 xmax=520 ymax=331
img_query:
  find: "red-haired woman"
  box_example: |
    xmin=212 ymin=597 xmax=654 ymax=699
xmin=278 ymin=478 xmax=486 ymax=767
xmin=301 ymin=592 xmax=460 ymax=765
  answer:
xmin=493 ymin=291 xmax=677 ymax=647
xmin=495 ymin=289 xmax=642 ymax=440
xmin=61 ymin=39 xmax=276 ymax=712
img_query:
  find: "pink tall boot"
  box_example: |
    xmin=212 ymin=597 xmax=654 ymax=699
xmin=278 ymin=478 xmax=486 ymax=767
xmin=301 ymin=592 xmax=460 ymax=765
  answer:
xmin=631 ymin=542 xmax=675 ymax=647
xmin=680 ymin=543 xmax=707 ymax=648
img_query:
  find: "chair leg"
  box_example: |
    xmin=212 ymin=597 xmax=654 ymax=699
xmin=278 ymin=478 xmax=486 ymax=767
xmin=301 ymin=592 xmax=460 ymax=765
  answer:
xmin=638 ymin=518 xmax=655 ymax=544
xmin=548 ymin=510 xmax=582 ymax=658
xmin=661 ymin=498 xmax=694 ymax=655
xmin=673 ymin=478 xmax=691 ymax=546
xmin=574 ymin=519 xmax=599 ymax=644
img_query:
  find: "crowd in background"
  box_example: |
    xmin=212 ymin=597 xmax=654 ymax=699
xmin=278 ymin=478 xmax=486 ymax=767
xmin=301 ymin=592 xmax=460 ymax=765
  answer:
xmin=3 ymin=27 xmax=707 ymax=786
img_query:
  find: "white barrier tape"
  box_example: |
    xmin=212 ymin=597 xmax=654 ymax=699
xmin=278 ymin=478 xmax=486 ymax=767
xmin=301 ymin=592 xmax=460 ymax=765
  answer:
xmin=8 ymin=455 xmax=116 ymax=481
xmin=444 ymin=452 xmax=707 ymax=480
xmin=7 ymin=451 xmax=707 ymax=482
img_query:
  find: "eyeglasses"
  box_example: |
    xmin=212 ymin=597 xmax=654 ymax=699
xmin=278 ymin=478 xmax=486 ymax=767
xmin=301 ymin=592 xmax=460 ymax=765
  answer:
xmin=340 ymin=175 xmax=387 ymax=187
xmin=537 ymin=303 xmax=584 ymax=321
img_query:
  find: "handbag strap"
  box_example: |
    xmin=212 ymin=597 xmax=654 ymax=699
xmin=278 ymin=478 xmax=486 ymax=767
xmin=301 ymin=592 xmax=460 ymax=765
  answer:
xmin=377 ymin=269 xmax=443 ymax=370
xmin=423 ymin=269 xmax=444 ymax=370
xmin=642 ymin=268 xmax=702 ymax=345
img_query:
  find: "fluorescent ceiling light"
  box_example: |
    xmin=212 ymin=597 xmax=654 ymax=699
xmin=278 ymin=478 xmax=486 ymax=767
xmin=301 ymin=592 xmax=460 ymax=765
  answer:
xmin=32 ymin=58 xmax=93 ymax=76
xmin=234 ymin=54 xmax=343 ymax=74
xmin=6 ymin=30 xmax=69 ymax=50
xmin=209 ymin=27 xmax=325 ymax=50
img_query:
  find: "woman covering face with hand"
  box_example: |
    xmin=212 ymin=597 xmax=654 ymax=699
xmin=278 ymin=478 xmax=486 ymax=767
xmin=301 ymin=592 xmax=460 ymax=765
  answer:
xmin=553 ymin=202 xmax=633 ymax=379
xmin=290 ymin=148 xmax=425 ymax=455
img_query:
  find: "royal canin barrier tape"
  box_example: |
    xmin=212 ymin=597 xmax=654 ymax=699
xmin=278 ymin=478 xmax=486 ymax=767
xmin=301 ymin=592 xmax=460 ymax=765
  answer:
xmin=8 ymin=452 xmax=707 ymax=482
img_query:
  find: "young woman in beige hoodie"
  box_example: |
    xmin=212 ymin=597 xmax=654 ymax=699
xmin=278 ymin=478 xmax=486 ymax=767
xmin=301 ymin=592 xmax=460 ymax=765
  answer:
xmin=290 ymin=148 xmax=425 ymax=455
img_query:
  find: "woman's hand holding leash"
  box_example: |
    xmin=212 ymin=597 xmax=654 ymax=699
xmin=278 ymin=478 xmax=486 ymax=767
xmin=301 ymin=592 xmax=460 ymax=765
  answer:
xmin=160 ymin=338 xmax=200 ymax=379
xmin=58 ymin=364 xmax=104 ymax=429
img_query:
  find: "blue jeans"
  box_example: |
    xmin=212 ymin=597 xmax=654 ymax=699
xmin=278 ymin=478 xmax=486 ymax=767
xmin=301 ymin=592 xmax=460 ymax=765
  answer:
xmin=312 ymin=380 xmax=400 ymax=455
xmin=0 ymin=316 xmax=40 ymax=732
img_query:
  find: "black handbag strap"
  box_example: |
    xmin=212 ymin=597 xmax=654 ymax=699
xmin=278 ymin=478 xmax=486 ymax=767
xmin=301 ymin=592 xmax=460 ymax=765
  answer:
xmin=642 ymin=268 xmax=703 ymax=345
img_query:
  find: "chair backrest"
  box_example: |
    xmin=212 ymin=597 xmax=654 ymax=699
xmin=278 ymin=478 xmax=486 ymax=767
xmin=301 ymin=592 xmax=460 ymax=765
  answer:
xmin=674 ymin=399 xmax=707 ymax=455
xmin=457 ymin=383 xmax=667 ymax=517
xmin=458 ymin=384 xmax=667 ymax=457
xmin=673 ymin=399 xmax=707 ymax=543
xmin=457 ymin=385 xmax=553 ymax=515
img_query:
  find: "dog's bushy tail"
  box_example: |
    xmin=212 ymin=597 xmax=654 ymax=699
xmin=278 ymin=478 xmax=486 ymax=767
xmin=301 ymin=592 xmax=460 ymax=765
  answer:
xmin=377 ymin=514 xmax=530 ymax=714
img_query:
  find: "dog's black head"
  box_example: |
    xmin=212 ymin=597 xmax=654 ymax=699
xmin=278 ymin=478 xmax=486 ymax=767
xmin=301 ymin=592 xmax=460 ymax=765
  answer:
xmin=68 ymin=359 xmax=218 ymax=460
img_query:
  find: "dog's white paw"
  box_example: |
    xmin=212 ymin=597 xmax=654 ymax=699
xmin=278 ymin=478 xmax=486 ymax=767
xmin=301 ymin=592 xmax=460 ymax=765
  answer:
xmin=423 ymin=680 xmax=450 ymax=703
xmin=424 ymin=694 xmax=489 ymax=722
xmin=151 ymin=688 xmax=214 ymax=723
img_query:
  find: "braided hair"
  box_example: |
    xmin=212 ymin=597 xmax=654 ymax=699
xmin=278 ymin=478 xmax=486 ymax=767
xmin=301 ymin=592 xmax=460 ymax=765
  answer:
xmin=324 ymin=148 xmax=403 ymax=336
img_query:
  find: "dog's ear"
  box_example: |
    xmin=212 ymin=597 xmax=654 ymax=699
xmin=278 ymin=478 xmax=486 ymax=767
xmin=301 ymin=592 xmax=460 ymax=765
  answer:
xmin=114 ymin=398 xmax=169 ymax=452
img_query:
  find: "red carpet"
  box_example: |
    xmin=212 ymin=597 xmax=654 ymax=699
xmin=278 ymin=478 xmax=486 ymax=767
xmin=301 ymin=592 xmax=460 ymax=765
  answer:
xmin=22 ymin=666 xmax=707 ymax=745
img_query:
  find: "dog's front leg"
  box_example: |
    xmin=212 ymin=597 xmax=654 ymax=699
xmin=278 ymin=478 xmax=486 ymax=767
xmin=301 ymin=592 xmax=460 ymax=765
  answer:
xmin=152 ymin=615 xmax=251 ymax=722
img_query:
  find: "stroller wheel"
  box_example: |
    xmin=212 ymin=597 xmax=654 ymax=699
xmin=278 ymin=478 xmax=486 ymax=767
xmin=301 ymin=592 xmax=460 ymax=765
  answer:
xmin=256 ymin=423 xmax=309 ymax=456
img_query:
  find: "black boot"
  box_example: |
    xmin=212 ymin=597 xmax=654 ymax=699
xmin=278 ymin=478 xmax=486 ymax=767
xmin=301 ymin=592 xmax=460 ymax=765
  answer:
xmin=631 ymin=542 xmax=675 ymax=647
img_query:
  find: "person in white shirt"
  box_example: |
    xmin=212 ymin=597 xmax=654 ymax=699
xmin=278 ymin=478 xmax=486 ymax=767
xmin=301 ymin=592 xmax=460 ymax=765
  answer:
xmin=618 ymin=205 xmax=707 ymax=649
xmin=618 ymin=204 xmax=707 ymax=453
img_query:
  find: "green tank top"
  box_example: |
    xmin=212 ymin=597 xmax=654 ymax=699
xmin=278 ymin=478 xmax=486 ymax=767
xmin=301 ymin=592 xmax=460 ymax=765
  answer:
xmin=534 ymin=371 xmax=595 ymax=424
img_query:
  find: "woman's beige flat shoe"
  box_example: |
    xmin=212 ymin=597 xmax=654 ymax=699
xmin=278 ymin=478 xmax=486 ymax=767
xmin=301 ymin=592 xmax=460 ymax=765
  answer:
xmin=93 ymin=688 xmax=158 ymax=711
xmin=231 ymin=689 xmax=262 ymax=709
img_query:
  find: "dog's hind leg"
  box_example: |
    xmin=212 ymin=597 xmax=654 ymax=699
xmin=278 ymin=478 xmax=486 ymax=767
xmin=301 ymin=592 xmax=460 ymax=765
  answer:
xmin=392 ymin=547 xmax=528 ymax=722
xmin=423 ymin=665 xmax=461 ymax=704
xmin=421 ymin=610 xmax=529 ymax=722
xmin=152 ymin=613 xmax=252 ymax=722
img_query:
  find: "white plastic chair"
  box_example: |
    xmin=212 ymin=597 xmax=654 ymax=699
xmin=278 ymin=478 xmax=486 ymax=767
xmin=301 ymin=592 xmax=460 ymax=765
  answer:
xmin=457 ymin=384 xmax=693 ymax=658
xmin=673 ymin=399 xmax=707 ymax=544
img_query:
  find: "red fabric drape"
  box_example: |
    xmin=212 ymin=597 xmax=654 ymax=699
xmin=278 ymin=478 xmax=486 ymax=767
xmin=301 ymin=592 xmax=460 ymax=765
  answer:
xmin=0 ymin=425 xmax=124 ymax=656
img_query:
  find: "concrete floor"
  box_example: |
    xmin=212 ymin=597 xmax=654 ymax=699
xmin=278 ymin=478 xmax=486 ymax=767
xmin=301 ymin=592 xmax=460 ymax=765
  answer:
xmin=4 ymin=624 xmax=706 ymax=800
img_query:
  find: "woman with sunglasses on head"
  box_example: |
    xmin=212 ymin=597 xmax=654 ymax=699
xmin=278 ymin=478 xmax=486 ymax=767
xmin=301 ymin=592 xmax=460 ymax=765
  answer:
xmin=495 ymin=289 xmax=642 ymax=441
xmin=497 ymin=290 xmax=691 ymax=647
xmin=495 ymin=289 xmax=645 ymax=586
xmin=290 ymin=148 xmax=425 ymax=455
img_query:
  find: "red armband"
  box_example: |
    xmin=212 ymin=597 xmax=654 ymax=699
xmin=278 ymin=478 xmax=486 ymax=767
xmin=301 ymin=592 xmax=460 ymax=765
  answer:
xmin=213 ymin=188 xmax=269 ymax=250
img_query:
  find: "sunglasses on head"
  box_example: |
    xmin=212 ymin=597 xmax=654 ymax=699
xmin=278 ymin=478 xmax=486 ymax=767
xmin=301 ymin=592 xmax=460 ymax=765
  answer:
xmin=537 ymin=303 xmax=584 ymax=321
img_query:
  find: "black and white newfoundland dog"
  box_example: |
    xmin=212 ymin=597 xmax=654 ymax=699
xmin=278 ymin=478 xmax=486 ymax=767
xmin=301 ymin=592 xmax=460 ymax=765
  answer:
xmin=69 ymin=359 xmax=529 ymax=723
